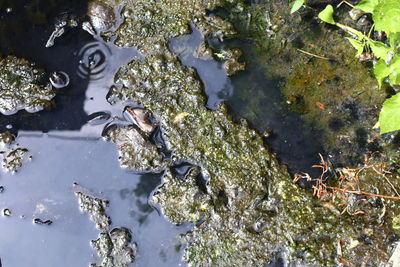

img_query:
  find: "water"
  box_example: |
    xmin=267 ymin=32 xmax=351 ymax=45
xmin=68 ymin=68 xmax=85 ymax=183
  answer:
xmin=0 ymin=1 xmax=188 ymax=266
xmin=0 ymin=134 xmax=187 ymax=267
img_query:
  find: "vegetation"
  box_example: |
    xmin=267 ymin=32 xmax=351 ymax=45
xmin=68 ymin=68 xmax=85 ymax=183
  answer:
xmin=316 ymin=0 xmax=400 ymax=134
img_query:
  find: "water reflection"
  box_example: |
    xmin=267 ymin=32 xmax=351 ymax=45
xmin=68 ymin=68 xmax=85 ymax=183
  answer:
xmin=169 ymin=26 xmax=234 ymax=110
xmin=0 ymin=134 xmax=187 ymax=267
xmin=0 ymin=1 xmax=187 ymax=266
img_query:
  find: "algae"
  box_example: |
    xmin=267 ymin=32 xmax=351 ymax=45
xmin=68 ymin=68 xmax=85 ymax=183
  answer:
xmin=75 ymin=189 xmax=136 ymax=267
xmin=0 ymin=56 xmax=55 ymax=115
xmin=0 ymin=131 xmax=31 ymax=173
xmin=88 ymin=0 xmax=400 ymax=265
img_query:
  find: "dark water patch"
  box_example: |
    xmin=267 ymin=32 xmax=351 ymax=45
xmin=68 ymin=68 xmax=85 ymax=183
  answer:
xmin=0 ymin=134 xmax=187 ymax=267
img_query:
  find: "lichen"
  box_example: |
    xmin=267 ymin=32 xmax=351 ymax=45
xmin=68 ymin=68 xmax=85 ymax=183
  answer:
xmin=0 ymin=56 xmax=55 ymax=115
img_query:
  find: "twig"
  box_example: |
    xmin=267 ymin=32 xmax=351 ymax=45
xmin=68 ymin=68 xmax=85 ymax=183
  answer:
xmin=296 ymin=49 xmax=331 ymax=60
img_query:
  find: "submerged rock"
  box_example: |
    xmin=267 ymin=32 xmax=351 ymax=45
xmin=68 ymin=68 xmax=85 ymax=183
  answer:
xmin=0 ymin=56 xmax=55 ymax=115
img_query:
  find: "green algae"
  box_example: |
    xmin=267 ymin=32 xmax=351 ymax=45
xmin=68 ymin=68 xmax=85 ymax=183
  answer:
xmin=0 ymin=56 xmax=55 ymax=115
xmin=88 ymin=0 xmax=400 ymax=265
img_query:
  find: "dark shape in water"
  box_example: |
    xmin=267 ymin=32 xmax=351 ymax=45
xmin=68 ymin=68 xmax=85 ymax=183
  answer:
xmin=195 ymin=173 xmax=208 ymax=194
xmin=87 ymin=111 xmax=112 ymax=126
xmin=49 ymin=71 xmax=70 ymax=89
xmin=33 ymin=218 xmax=53 ymax=226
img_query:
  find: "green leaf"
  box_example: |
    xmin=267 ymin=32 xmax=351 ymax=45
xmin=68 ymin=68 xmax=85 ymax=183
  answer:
xmin=345 ymin=37 xmax=364 ymax=57
xmin=368 ymin=39 xmax=392 ymax=61
xmin=388 ymin=32 xmax=400 ymax=49
xmin=374 ymin=59 xmax=391 ymax=87
xmin=374 ymin=56 xmax=400 ymax=87
xmin=373 ymin=0 xmax=400 ymax=33
xmin=379 ymin=93 xmax=400 ymax=134
xmin=318 ymin=5 xmax=336 ymax=25
xmin=291 ymin=0 xmax=305 ymax=14
xmin=355 ymin=0 xmax=379 ymax=13
xmin=389 ymin=71 xmax=400 ymax=85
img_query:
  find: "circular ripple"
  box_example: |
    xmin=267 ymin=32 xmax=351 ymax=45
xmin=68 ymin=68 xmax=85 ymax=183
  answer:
xmin=77 ymin=41 xmax=112 ymax=80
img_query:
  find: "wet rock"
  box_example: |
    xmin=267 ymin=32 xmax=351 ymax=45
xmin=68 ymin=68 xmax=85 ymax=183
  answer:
xmin=106 ymin=126 xmax=165 ymax=172
xmin=0 ymin=186 xmax=4 ymax=193
xmin=87 ymin=2 xmax=116 ymax=33
xmin=0 ymin=56 xmax=55 ymax=115
xmin=75 ymin=191 xmax=111 ymax=231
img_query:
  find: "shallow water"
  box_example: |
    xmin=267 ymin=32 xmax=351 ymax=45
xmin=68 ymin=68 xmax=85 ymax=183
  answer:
xmin=0 ymin=134 xmax=187 ymax=267
xmin=0 ymin=1 xmax=188 ymax=266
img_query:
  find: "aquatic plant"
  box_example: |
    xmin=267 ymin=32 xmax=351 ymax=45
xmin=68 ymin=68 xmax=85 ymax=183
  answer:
xmin=316 ymin=0 xmax=400 ymax=134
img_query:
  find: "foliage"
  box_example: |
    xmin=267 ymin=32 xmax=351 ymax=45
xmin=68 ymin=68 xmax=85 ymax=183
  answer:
xmin=290 ymin=0 xmax=305 ymax=14
xmin=317 ymin=2 xmax=400 ymax=134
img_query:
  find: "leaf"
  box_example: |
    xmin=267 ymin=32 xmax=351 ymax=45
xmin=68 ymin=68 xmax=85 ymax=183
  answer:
xmin=374 ymin=59 xmax=391 ymax=87
xmin=379 ymin=93 xmax=400 ymax=134
xmin=291 ymin=0 xmax=305 ymax=14
xmin=318 ymin=5 xmax=336 ymax=25
xmin=388 ymin=32 xmax=400 ymax=49
xmin=345 ymin=37 xmax=364 ymax=57
xmin=373 ymin=0 xmax=400 ymax=33
xmin=355 ymin=0 xmax=379 ymax=13
xmin=374 ymin=56 xmax=400 ymax=87
xmin=368 ymin=39 xmax=391 ymax=61
xmin=389 ymin=71 xmax=400 ymax=85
